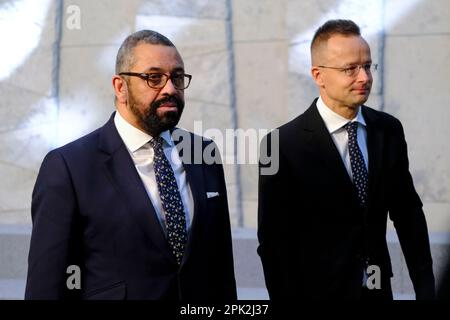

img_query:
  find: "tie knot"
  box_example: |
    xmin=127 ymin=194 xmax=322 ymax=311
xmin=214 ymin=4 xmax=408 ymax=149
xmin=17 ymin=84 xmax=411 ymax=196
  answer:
xmin=344 ymin=121 xmax=358 ymax=134
xmin=149 ymin=136 xmax=164 ymax=150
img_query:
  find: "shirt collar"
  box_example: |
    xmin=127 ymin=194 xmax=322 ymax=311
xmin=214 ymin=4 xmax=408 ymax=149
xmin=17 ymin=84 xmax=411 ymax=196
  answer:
xmin=114 ymin=111 xmax=174 ymax=153
xmin=316 ymin=96 xmax=366 ymax=134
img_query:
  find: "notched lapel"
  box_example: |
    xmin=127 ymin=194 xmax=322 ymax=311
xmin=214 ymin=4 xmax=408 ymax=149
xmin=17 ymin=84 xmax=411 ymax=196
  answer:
xmin=99 ymin=114 xmax=176 ymax=265
xmin=303 ymin=105 xmax=356 ymax=191
xmin=362 ymin=106 xmax=384 ymax=208
xmin=173 ymin=130 xmax=207 ymax=268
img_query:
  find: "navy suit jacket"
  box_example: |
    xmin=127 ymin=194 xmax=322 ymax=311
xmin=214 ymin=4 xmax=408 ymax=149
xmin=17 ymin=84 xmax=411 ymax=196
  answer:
xmin=25 ymin=113 xmax=237 ymax=300
xmin=258 ymin=99 xmax=435 ymax=300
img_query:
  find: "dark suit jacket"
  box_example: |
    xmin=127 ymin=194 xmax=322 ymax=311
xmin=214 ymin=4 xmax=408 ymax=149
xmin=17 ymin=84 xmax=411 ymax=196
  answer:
xmin=257 ymin=99 xmax=435 ymax=300
xmin=25 ymin=113 xmax=237 ymax=300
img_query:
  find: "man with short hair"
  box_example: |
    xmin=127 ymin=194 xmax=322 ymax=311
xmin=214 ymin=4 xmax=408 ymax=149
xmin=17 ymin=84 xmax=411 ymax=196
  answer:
xmin=258 ymin=19 xmax=435 ymax=300
xmin=25 ymin=30 xmax=237 ymax=300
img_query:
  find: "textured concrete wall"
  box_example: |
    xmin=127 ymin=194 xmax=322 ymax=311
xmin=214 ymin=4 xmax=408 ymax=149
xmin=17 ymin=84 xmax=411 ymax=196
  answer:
xmin=1 ymin=0 xmax=449 ymax=230
xmin=0 ymin=0 xmax=449 ymax=299
xmin=0 ymin=0 xmax=57 ymax=224
xmin=383 ymin=0 xmax=450 ymax=233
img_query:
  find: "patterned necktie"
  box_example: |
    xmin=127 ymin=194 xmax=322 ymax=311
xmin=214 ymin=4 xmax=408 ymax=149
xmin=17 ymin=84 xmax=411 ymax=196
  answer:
xmin=149 ymin=136 xmax=187 ymax=265
xmin=345 ymin=122 xmax=368 ymax=207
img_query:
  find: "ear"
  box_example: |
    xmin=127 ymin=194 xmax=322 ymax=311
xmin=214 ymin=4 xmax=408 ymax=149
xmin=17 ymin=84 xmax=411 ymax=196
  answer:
xmin=311 ymin=66 xmax=324 ymax=87
xmin=112 ymin=75 xmax=128 ymax=105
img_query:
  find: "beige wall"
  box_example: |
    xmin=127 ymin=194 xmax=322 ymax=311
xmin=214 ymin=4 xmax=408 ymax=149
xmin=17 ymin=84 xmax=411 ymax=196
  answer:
xmin=0 ymin=0 xmax=449 ymax=234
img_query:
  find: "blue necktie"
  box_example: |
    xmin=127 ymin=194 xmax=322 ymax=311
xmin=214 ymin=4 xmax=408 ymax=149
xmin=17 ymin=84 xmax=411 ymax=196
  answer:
xmin=345 ymin=122 xmax=368 ymax=207
xmin=149 ymin=137 xmax=187 ymax=265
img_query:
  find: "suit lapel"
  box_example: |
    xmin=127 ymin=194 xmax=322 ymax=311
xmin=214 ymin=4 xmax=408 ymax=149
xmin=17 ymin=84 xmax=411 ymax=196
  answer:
xmin=289 ymin=101 xmax=384 ymax=217
xmin=362 ymin=106 xmax=384 ymax=209
xmin=301 ymin=102 xmax=357 ymax=194
xmin=172 ymin=130 xmax=207 ymax=268
xmin=98 ymin=113 xmax=176 ymax=264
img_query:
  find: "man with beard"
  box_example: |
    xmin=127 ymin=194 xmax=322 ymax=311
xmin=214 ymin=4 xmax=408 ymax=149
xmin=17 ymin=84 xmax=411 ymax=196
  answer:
xmin=25 ymin=30 xmax=237 ymax=300
xmin=258 ymin=19 xmax=435 ymax=300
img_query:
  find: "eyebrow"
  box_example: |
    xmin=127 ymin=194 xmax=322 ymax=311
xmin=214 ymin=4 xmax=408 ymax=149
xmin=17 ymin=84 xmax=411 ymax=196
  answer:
xmin=344 ymin=60 xmax=372 ymax=67
xmin=142 ymin=66 xmax=185 ymax=73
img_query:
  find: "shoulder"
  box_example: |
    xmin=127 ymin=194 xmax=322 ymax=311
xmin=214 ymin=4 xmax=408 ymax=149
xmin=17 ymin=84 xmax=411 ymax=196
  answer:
xmin=262 ymin=102 xmax=316 ymax=148
xmin=362 ymin=105 xmax=404 ymax=134
xmin=171 ymin=127 xmax=223 ymax=165
xmin=171 ymin=127 xmax=216 ymax=148
xmin=35 ymin=128 xmax=103 ymax=188
xmin=44 ymin=113 xmax=119 ymax=161
xmin=276 ymin=113 xmax=302 ymax=132
xmin=39 ymin=123 xmax=109 ymax=175
xmin=50 ymin=127 xmax=103 ymax=159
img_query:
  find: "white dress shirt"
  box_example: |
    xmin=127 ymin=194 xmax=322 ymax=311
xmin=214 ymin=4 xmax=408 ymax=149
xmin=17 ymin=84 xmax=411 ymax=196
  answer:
xmin=114 ymin=111 xmax=194 ymax=233
xmin=316 ymin=96 xmax=369 ymax=181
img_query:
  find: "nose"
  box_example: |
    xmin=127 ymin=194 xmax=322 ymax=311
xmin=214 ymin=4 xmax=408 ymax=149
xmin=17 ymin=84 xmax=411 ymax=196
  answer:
xmin=160 ymin=77 xmax=178 ymax=96
xmin=356 ymin=65 xmax=371 ymax=82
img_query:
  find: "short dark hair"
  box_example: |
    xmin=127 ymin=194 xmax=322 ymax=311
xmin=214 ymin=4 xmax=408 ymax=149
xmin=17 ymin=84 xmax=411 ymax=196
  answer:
xmin=115 ymin=30 xmax=175 ymax=74
xmin=310 ymin=19 xmax=361 ymax=59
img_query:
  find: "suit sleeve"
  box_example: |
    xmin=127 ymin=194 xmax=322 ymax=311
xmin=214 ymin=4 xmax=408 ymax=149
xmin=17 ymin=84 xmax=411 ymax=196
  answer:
xmin=388 ymin=120 xmax=435 ymax=299
xmin=257 ymin=132 xmax=291 ymax=300
xmin=25 ymin=150 xmax=81 ymax=299
xmin=202 ymin=139 xmax=237 ymax=299
xmin=215 ymin=157 xmax=238 ymax=300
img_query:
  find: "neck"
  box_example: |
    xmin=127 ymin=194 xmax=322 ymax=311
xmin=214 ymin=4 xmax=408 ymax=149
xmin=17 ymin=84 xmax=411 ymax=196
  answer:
xmin=320 ymin=97 xmax=359 ymax=120
xmin=116 ymin=105 xmax=150 ymax=134
xmin=333 ymin=106 xmax=358 ymax=120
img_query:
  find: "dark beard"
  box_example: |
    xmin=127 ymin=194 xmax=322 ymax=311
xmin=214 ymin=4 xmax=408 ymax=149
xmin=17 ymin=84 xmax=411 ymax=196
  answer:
xmin=129 ymin=94 xmax=184 ymax=137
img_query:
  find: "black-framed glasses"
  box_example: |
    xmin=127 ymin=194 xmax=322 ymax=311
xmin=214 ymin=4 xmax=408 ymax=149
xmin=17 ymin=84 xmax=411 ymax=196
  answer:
xmin=317 ymin=63 xmax=378 ymax=77
xmin=119 ymin=72 xmax=192 ymax=90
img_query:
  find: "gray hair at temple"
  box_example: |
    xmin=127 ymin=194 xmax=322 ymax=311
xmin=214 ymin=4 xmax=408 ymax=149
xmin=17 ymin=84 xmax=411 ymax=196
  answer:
xmin=115 ymin=30 xmax=175 ymax=74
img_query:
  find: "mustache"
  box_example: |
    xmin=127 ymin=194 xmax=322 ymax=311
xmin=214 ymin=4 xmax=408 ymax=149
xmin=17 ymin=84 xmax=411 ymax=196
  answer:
xmin=152 ymin=95 xmax=184 ymax=110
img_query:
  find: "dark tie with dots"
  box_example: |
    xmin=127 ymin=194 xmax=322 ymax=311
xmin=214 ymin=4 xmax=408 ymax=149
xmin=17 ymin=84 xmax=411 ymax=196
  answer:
xmin=345 ymin=122 xmax=368 ymax=207
xmin=149 ymin=136 xmax=187 ymax=265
